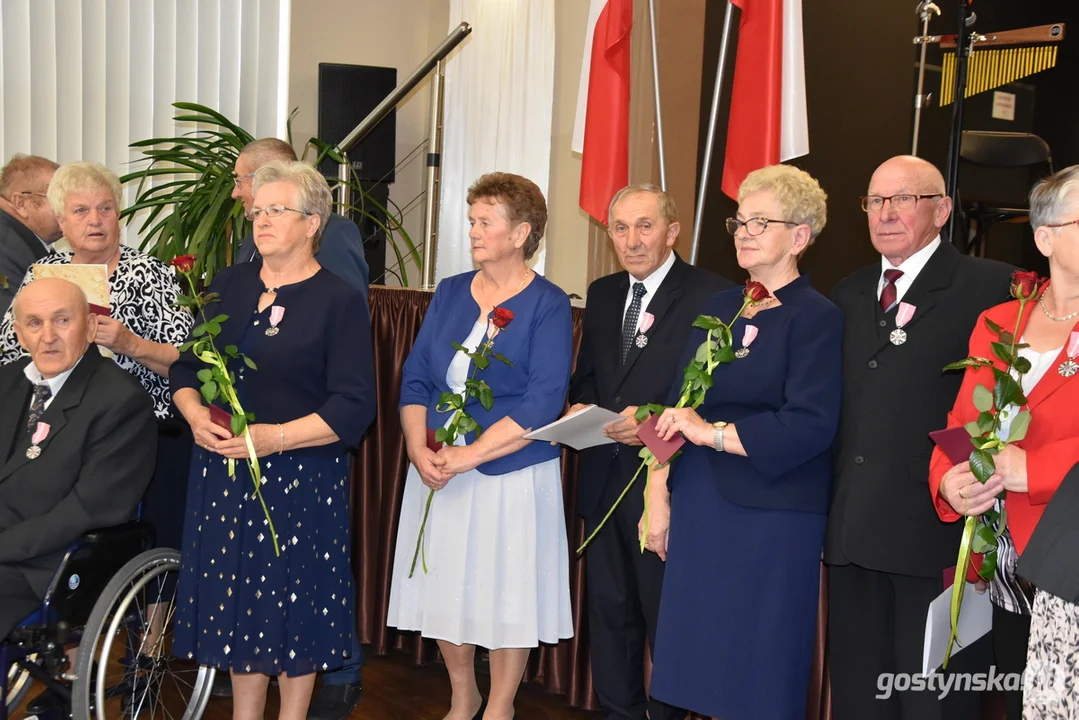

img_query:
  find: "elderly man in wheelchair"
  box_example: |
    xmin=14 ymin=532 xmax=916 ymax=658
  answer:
xmin=0 ymin=279 xmax=213 ymax=719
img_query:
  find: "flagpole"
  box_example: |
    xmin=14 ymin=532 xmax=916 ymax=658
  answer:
xmin=648 ymin=0 xmax=667 ymax=190
xmin=690 ymin=1 xmax=736 ymax=265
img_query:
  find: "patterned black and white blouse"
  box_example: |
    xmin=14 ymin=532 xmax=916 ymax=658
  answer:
xmin=0 ymin=245 xmax=194 ymax=419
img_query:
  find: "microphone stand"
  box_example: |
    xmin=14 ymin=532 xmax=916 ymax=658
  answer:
xmin=945 ymin=0 xmax=976 ymax=249
xmin=911 ymin=1 xmax=941 ymax=155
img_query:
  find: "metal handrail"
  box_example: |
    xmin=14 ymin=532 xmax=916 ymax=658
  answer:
xmin=337 ymin=22 xmax=472 ymax=155
xmin=334 ymin=22 xmax=472 ymax=287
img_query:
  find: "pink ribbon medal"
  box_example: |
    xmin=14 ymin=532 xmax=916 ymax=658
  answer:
xmin=1058 ymin=331 xmax=1079 ymax=378
xmin=735 ymin=324 xmax=759 ymax=358
xmin=265 ymin=305 xmax=285 ymax=337
xmin=890 ymin=302 xmax=916 ymax=345
xmin=27 ymin=421 xmax=50 ymax=459
xmin=635 ymin=312 xmax=655 ymax=349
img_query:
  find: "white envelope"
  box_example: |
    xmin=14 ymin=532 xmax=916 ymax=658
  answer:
xmin=922 ymin=581 xmax=993 ymax=676
xmin=523 ymin=405 xmax=627 ymax=450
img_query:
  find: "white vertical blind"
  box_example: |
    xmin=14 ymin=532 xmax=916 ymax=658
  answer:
xmin=0 ymin=0 xmax=291 ymax=246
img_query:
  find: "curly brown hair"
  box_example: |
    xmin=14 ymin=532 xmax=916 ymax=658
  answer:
xmin=466 ymin=172 xmax=547 ymax=260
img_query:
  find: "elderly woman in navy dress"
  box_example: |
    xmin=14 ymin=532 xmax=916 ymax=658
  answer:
xmin=170 ymin=161 xmax=375 ymax=720
xmin=387 ymin=172 xmax=573 ymax=720
xmin=642 ymin=165 xmax=843 ymax=720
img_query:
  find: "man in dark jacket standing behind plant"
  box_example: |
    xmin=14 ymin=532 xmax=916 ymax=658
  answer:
xmin=824 ymin=155 xmax=1015 ymax=720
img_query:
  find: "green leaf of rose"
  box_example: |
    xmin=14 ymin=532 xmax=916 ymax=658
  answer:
xmin=990 ymin=342 xmax=1014 ymax=366
xmin=197 ymin=368 xmax=213 ymax=383
xmin=231 ymin=414 xmax=247 ymax=436
xmin=971 ymin=523 xmax=997 ymax=554
xmin=243 ymin=355 xmax=257 ymax=371
xmin=693 ymin=315 xmax=721 ymax=331
xmin=434 ymin=427 xmax=450 ymax=443
xmin=970 ymin=449 xmax=996 ymax=483
xmin=1013 ymin=356 xmax=1032 ymax=374
xmin=984 ymin=317 xmax=1004 ymax=335
xmin=1007 ymin=410 xmax=1031 ymax=443
xmin=977 ymin=411 xmax=995 ymax=434
xmin=200 ymin=380 xmax=218 ymax=405
xmin=972 ymin=384 xmax=994 ymax=413
xmin=977 ymin=550 xmax=998 ymax=581
xmin=494 ymin=352 xmax=512 ymax=366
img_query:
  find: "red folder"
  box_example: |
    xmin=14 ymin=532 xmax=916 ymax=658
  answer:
xmin=635 ymin=413 xmax=686 ymax=465
xmin=426 ymin=428 xmax=444 ymax=453
xmin=930 ymin=426 xmax=974 ymax=466
xmin=89 ymin=303 xmax=110 ymax=317
xmin=209 ymin=405 xmax=235 ymax=437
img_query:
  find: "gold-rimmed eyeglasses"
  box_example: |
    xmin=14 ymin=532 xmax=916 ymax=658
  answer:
xmin=232 ymin=172 xmax=255 ymax=187
xmin=1046 ymin=219 xmax=1079 ymax=230
xmin=725 ymin=217 xmax=797 ymax=237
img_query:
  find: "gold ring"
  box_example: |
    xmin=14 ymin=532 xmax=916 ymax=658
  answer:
xmin=960 ymin=487 xmax=967 ymax=499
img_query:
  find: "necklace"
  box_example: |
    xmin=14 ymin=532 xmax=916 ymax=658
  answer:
xmin=1039 ymin=294 xmax=1079 ymax=322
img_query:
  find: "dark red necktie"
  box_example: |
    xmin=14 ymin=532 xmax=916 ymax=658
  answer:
xmin=879 ymin=269 xmax=904 ymax=312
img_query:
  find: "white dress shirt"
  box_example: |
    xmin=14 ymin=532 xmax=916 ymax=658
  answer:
xmin=23 ymin=355 xmax=82 ymax=412
xmin=622 ymin=250 xmax=676 ymax=334
xmin=878 ymin=235 xmax=941 ymax=305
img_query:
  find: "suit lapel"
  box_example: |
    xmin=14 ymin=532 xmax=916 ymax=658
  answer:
xmin=870 ymin=241 xmax=959 ymax=357
xmin=0 ymin=375 xmax=30 ymax=468
xmin=615 ymin=258 xmax=687 ymax=389
xmin=1026 ymin=316 xmax=1079 ymax=412
xmin=0 ymin=349 xmax=99 ymax=482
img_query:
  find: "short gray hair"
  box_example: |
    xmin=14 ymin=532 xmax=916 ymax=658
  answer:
xmin=739 ymin=164 xmax=828 ymax=240
xmin=239 ymin=137 xmax=298 ymax=169
xmin=607 ymin=184 xmax=677 ymax=226
xmin=1029 ymin=165 xmax=1079 ymax=229
xmin=46 ymin=161 xmax=122 ymax=216
xmin=251 ymin=160 xmax=333 ymax=247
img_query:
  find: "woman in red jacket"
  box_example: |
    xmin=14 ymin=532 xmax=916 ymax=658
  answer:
xmin=928 ymin=165 xmax=1079 ymax=720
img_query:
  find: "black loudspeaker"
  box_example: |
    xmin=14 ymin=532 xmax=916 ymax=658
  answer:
xmin=317 ymin=63 xmax=397 ymax=184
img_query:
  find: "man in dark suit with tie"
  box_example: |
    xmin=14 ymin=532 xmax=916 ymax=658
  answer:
xmin=0 ymin=277 xmax=156 ymax=640
xmin=569 ymin=184 xmax=732 ymax=720
xmin=0 ymin=154 xmax=62 ymax=318
xmin=825 ymin=155 xmax=1015 ymax=719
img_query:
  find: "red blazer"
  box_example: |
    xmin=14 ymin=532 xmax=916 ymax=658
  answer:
xmin=929 ymin=292 xmax=1079 ymax=554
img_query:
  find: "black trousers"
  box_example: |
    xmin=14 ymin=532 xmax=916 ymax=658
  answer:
xmin=585 ymin=463 xmax=685 ymax=720
xmin=827 ymin=563 xmax=990 ymax=720
xmin=0 ymin=565 xmax=40 ymax=642
xmin=992 ymin=603 xmax=1031 ymax=720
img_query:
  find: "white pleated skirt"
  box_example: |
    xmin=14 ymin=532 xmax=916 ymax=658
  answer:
xmin=387 ymin=457 xmax=573 ymax=649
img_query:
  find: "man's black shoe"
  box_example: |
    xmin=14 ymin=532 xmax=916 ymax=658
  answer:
xmin=306 ymin=681 xmax=362 ymax=720
xmin=26 ymin=687 xmax=70 ymax=716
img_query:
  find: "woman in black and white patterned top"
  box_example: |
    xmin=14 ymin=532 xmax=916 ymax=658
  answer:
xmin=0 ymin=162 xmax=194 ymax=563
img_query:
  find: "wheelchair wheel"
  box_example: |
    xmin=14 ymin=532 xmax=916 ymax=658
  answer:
xmin=72 ymin=548 xmax=215 ymax=720
xmin=4 ymin=653 xmax=35 ymax=717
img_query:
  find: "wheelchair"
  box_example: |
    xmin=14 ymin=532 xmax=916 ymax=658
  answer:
xmin=1 ymin=522 xmax=215 ymax=719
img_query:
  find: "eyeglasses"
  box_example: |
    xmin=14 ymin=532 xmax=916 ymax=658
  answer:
xmin=725 ymin=217 xmax=797 ymax=237
xmin=860 ymin=194 xmax=942 ymax=213
xmin=245 ymin=204 xmax=311 ymax=222
xmin=1046 ymin=219 xmax=1079 ymax=230
xmin=17 ymin=191 xmax=48 ymax=198
xmin=232 ymin=172 xmax=255 ymax=187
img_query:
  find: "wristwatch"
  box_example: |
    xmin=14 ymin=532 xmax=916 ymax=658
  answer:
xmin=712 ymin=421 xmax=727 ymax=452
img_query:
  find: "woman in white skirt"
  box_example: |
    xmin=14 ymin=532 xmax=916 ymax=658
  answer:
xmin=387 ymin=172 xmax=574 ymax=720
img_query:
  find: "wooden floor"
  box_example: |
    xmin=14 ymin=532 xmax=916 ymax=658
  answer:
xmin=11 ymin=650 xmax=598 ymax=719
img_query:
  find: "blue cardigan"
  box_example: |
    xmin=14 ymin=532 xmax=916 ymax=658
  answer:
xmin=399 ymin=270 xmax=572 ymax=475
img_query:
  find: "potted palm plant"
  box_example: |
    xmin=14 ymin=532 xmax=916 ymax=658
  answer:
xmin=122 ymin=101 xmax=419 ymax=285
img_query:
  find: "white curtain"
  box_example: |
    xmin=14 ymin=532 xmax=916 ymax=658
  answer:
xmin=0 ymin=0 xmax=291 ymax=247
xmin=434 ymin=0 xmax=555 ymax=281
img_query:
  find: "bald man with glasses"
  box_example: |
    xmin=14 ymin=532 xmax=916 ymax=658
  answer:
xmin=824 ymin=155 xmax=1017 ymax=720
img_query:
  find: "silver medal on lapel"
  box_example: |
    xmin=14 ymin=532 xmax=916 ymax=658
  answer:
xmin=635 ymin=333 xmax=648 ymax=349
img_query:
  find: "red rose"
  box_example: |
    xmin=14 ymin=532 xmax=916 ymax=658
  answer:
xmin=1010 ymin=270 xmax=1042 ymax=300
xmin=171 ymin=254 xmax=197 ymax=273
xmin=744 ymin=280 xmax=771 ymax=303
xmin=492 ymin=307 xmax=514 ymax=329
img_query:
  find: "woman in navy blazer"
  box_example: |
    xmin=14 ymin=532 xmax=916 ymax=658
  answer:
xmin=387 ymin=173 xmax=573 ymax=720
xmin=644 ymin=166 xmax=843 ymax=720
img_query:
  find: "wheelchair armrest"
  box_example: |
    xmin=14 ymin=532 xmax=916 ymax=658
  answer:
xmin=42 ymin=521 xmax=156 ymax=628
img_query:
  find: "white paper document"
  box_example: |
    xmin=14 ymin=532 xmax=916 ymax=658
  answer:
xmin=922 ymin=582 xmax=993 ymax=676
xmin=523 ymin=405 xmax=627 ymax=450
